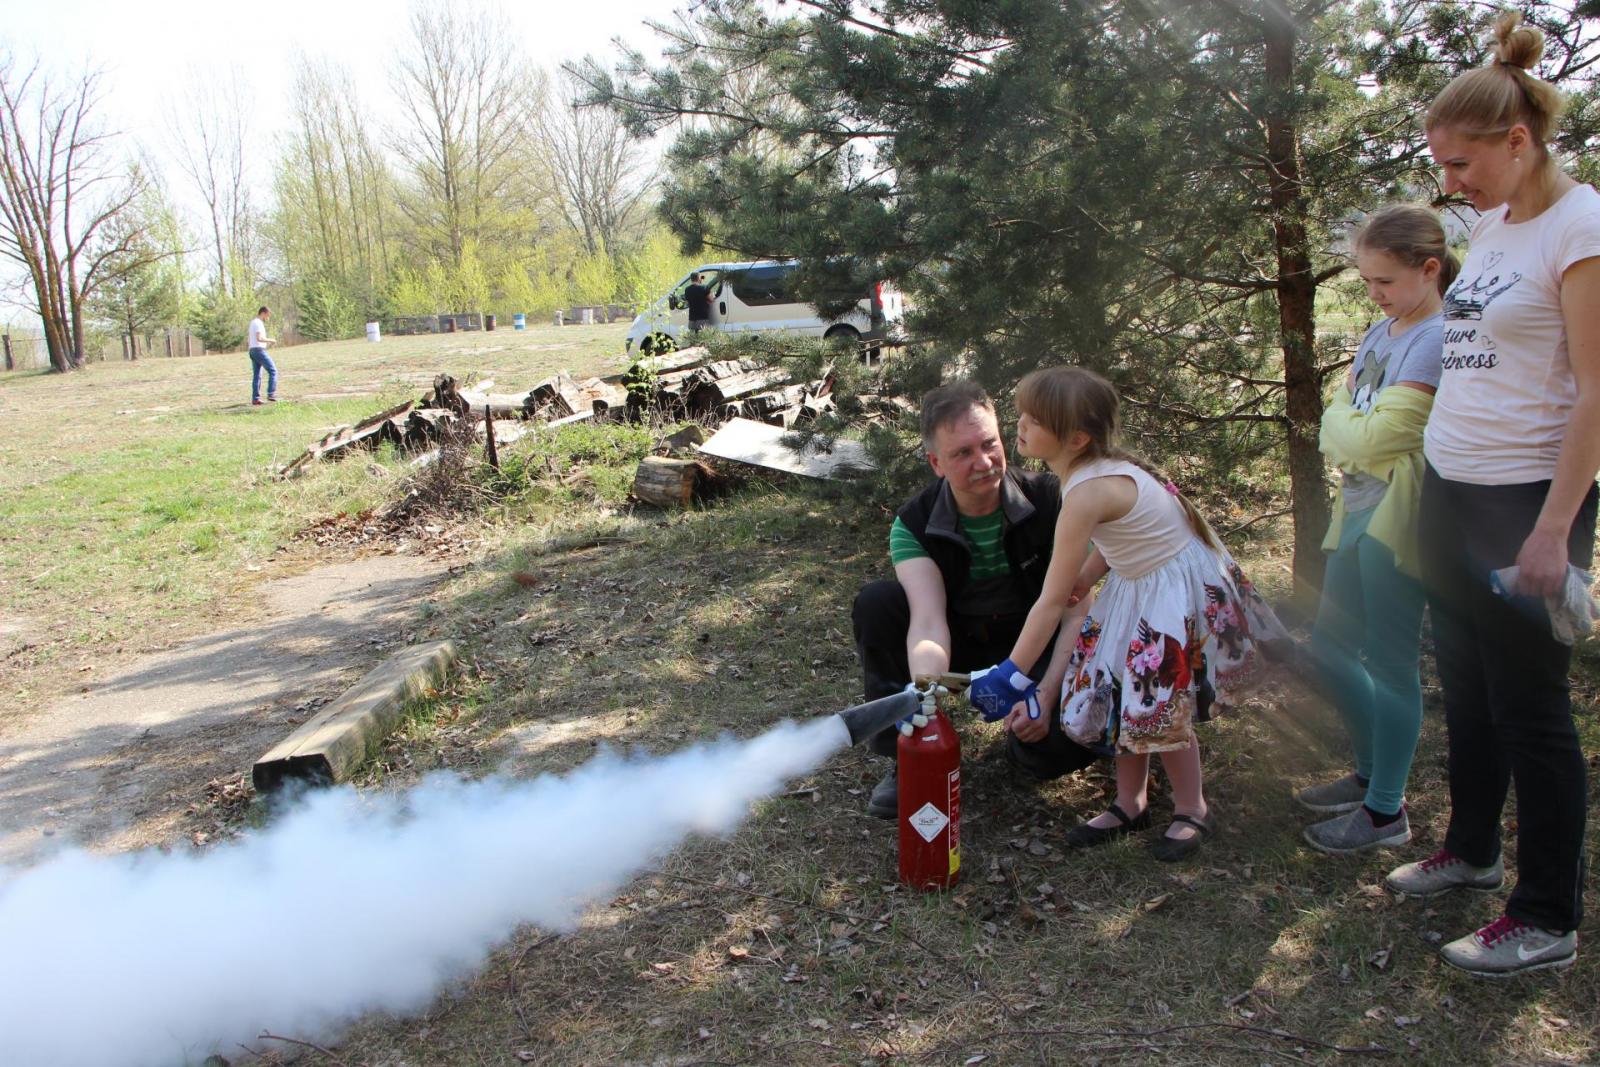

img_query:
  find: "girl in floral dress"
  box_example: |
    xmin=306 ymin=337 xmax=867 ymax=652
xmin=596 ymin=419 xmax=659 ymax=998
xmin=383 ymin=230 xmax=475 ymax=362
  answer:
xmin=967 ymin=366 xmax=1284 ymax=860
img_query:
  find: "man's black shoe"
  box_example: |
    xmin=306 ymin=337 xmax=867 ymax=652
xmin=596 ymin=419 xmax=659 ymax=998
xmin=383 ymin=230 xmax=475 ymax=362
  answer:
xmin=867 ymin=767 xmax=897 ymax=819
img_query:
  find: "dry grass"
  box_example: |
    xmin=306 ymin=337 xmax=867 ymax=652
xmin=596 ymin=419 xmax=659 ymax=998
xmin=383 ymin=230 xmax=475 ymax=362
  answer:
xmin=248 ymin=485 xmax=1597 ymax=1067
xmin=0 ymin=323 xmax=628 ymax=714
xmin=5 ymin=337 xmax=1595 ymax=1065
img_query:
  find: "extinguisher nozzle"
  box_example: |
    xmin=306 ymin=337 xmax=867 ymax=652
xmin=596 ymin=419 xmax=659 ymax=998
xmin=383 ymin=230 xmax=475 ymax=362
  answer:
xmin=835 ymin=690 xmax=921 ymax=747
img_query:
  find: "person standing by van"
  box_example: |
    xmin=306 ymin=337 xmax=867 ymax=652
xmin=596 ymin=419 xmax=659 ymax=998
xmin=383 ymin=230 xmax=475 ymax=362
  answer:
xmin=1382 ymin=12 xmax=1600 ymax=977
xmin=684 ymin=273 xmax=713 ymax=335
xmin=247 ymin=306 xmax=278 ymax=406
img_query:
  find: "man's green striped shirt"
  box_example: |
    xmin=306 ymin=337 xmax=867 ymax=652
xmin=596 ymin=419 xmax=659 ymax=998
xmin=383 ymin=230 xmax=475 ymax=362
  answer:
xmin=889 ymin=511 xmax=1010 ymax=578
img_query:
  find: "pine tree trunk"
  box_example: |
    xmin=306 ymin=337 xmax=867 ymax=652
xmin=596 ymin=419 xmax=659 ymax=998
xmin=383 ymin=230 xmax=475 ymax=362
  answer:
xmin=1263 ymin=12 xmax=1328 ymax=603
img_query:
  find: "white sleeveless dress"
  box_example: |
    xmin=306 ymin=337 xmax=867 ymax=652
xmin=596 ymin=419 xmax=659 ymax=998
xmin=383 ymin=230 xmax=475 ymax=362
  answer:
xmin=1059 ymin=458 xmax=1284 ymax=755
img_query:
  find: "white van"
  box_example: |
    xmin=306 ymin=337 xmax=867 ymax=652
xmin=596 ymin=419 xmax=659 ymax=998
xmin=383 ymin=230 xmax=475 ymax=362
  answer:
xmin=623 ymin=259 xmax=904 ymax=355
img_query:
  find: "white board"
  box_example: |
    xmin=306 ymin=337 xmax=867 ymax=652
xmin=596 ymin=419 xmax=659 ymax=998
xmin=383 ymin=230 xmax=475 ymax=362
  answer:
xmin=697 ymin=417 xmax=877 ymax=480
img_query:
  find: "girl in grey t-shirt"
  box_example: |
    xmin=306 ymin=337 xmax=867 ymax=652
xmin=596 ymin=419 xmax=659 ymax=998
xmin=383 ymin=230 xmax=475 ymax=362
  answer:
xmin=1341 ymin=315 xmax=1445 ymax=512
xmin=1297 ymin=205 xmax=1453 ymax=857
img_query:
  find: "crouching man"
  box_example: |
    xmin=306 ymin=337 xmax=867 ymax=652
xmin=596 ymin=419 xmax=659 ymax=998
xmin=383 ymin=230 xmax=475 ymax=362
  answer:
xmin=852 ymin=380 xmax=1101 ymax=817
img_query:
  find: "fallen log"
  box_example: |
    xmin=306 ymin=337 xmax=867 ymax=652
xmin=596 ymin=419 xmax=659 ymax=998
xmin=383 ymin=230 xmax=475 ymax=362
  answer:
xmin=426 ymin=373 xmax=468 ymax=416
xmin=632 ymin=346 xmax=710 ymax=374
xmin=404 ymin=407 xmax=462 ymax=448
xmin=633 ymin=456 xmax=715 ymax=507
xmin=744 ymin=382 xmax=811 ymax=422
xmin=279 ymin=398 xmax=415 ymax=478
xmin=527 ymin=370 xmax=586 ymax=417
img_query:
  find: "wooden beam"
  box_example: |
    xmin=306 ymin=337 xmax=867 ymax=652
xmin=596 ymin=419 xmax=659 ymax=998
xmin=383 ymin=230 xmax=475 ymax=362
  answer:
xmin=252 ymin=640 xmax=458 ymax=792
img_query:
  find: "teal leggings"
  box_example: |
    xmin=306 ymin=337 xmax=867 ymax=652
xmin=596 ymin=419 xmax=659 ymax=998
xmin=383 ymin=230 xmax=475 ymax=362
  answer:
xmin=1308 ymin=506 xmax=1425 ymax=815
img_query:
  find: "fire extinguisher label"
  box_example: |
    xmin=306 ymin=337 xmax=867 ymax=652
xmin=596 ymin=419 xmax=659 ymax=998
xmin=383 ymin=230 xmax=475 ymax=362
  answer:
xmin=907 ymin=802 xmax=949 ymax=843
xmin=947 ymin=769 xmax=961 ymax=876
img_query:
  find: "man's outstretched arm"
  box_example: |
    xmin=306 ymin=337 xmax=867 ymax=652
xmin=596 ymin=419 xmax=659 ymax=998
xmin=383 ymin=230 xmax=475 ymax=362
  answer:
xmin=895 ymin=556 xmax=951 ymax=681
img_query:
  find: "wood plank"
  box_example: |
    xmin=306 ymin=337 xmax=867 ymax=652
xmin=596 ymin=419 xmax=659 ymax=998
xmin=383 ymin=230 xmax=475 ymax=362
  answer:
xmin=456 ymin=390 xmax=533 ymax=419
xmin=252 ymin=640 xmax=458 ymax=791
xmin=697 ymin=417 xmax=877 ymax=480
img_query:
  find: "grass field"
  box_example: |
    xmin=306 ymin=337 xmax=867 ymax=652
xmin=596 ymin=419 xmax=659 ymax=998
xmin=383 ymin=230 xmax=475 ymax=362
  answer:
xmin=0 ymin=323 xmax=629 ymax=704
xmin=2 ymin=331 xmax=1596 ymax=1065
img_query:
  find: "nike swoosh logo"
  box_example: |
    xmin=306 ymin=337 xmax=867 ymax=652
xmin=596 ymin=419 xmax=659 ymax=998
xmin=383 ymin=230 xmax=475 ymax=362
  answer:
xmin=1516 ymin=940 xmax=1566 ymax=962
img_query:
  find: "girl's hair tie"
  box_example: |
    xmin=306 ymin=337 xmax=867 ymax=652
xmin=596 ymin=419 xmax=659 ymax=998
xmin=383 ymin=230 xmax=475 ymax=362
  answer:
xmin=1164 ymin=480 xmax=1180 ymax=496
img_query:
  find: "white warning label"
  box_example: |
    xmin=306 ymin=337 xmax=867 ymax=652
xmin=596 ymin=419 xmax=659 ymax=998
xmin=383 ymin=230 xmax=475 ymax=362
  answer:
xmin=908 ymin=802 xmax=949 ymax=843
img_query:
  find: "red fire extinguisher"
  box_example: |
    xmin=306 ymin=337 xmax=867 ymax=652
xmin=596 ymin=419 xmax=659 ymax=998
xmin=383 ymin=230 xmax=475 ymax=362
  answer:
xmin=897 ymin=703 xmax=961 ymax=890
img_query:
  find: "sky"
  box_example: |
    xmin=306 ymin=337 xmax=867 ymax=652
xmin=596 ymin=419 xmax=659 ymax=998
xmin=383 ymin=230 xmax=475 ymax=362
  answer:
xmin=0 ymin=0 xmax=682 ymax=322
xmin=0 ymin=0 xmax=675 ymax=141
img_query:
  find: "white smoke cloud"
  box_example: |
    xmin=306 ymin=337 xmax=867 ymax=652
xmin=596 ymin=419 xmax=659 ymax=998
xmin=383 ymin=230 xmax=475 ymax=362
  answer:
xmin=0 ymin=715 xmax=853 ymax=1067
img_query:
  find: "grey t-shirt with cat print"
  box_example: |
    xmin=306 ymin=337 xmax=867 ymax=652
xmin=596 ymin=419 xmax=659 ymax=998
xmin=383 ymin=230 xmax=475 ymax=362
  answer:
xmin=1341 ymin=314 xmax=1444 ymax=515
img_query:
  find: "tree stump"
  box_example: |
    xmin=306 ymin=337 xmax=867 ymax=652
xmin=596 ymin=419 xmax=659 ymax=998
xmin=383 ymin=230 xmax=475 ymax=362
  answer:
xmin=633 ymin=456 xmax=712 ymax=507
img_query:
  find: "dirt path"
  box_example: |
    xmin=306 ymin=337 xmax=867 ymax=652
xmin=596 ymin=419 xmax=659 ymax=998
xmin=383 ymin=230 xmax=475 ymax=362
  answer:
xmin=0 ymin=555 xmax=453 ymax=868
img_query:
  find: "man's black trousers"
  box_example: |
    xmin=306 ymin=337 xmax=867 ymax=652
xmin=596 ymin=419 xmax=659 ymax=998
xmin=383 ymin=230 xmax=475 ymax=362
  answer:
xmin=851 ymin=579 xmax=1100 ymax=778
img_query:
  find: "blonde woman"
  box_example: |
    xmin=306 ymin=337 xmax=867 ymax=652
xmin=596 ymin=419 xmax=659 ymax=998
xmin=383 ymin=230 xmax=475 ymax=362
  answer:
xmin=1382 ymin=13 xmax=1600 ymax=976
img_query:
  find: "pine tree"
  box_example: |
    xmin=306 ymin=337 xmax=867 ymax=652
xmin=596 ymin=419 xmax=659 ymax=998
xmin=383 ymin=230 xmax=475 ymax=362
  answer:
xmin=579 ymin=0 xmax=1597 ymax=592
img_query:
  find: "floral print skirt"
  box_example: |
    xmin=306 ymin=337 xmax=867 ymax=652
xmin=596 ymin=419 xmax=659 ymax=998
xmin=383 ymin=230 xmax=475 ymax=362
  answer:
xmin=1060 ymin=538 xmax=1286 ymax=755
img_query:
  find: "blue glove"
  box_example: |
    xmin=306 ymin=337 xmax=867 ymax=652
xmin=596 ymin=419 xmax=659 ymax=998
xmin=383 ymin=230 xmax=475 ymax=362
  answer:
xmin=968 ymin=659 xmax=1037 ymax=722
xmin=1020 ymin=688 xmax=1043 ymax=722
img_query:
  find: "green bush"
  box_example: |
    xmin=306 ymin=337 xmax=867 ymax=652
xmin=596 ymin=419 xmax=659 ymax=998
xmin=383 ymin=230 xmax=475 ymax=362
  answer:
xmin=187 ymin=285 xmax=254 ymax=352
xmin=297 ymin=272 xmax=364 ymax=341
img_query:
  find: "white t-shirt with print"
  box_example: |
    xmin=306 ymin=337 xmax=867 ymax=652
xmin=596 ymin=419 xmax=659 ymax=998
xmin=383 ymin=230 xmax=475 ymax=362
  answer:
xmin=1424 ymin=184 xmax=1600 ymax=484
xmin=248 ymin=317 xmax=268 ymax=351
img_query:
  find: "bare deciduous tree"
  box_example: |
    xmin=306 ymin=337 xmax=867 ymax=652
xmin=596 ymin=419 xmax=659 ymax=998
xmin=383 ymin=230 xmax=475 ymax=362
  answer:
xmin=277 ymin=56 xmax=395 ymax=299
xmin=166 ymin=69 xmax=252 ymax=295
xmin=540 ymin=72 xmax=656 ymax=255
xmin=390 ymin=0 xmax=544 ymax=265
xmin=0 ymin=52 xmax=148 ymax=371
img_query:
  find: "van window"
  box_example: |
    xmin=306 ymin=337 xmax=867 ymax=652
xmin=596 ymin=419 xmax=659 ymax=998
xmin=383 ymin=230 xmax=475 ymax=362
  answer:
xmin=727 ymin=265 xmax=790 ymax=306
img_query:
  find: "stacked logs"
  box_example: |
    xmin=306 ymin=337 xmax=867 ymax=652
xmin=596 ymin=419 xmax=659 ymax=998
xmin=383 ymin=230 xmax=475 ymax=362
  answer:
xmin=278 ymin=371 xmax=626 ymax=478
xmin=278 ymin=348 xmax=838 ymax=480
xmin=624 ymin=347 xmax=835 ymax=427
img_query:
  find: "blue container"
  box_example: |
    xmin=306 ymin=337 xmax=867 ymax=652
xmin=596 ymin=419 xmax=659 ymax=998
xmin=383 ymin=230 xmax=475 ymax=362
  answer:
xmin=513 ymin=312 xmax=526 ymax=331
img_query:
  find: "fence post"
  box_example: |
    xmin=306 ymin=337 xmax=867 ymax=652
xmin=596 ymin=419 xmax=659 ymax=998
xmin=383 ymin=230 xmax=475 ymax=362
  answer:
xmin=2 ymin=333 xmax=12 ymax=371
xmin=165 ymin=329 xmax=173 ymax=358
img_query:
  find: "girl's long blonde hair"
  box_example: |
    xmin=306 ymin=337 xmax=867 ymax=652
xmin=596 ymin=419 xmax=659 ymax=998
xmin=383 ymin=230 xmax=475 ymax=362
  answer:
xmin=1015 ymin=366 xmax=1221 ymax=551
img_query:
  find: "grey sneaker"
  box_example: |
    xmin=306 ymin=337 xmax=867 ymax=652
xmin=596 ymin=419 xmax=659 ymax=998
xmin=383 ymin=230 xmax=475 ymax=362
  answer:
xmin=1303 ymin=806 xmax=1411 ymax=855
xmin=1439 ymin=915 xmax=1577 ymax=977
xmin=1385 ymin=848 xmax=1504 ymax=897
xmin=1293 ymin=772 xmax=1367 ymax=813
xmin=866 ymin=767 xmax=897 ymax=819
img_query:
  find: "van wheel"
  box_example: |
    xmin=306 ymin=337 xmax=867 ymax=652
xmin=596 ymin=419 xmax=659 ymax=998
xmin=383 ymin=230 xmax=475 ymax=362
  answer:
xmin=640 ymin=331 xmax=677 ymax=356
xmin=824 ymin=325 xmax=860 ymax=346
